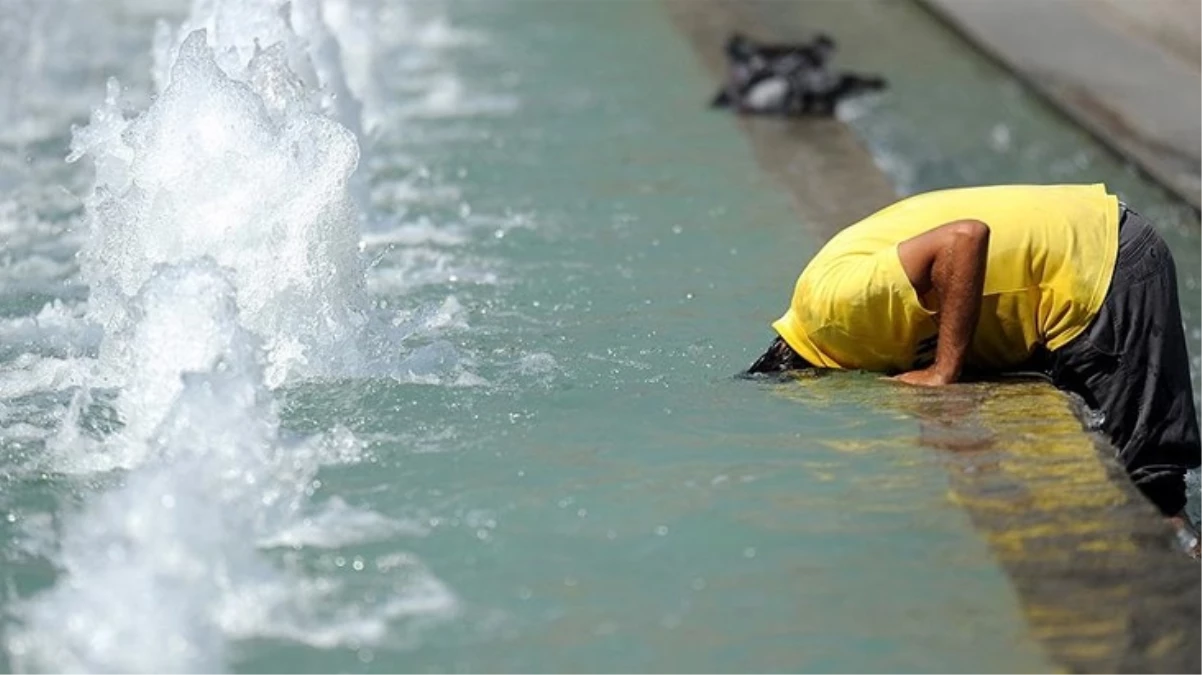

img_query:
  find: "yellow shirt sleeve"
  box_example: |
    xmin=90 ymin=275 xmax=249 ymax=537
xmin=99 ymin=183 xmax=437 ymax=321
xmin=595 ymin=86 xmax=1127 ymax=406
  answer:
xmin=806 ymin=246 xmax=937 ymax=372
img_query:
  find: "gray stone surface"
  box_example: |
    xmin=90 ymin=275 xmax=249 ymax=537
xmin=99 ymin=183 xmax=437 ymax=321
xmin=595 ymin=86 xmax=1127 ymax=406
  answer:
xmin=920 ymin=0 xmax=1202 ymax=209
xmin=1093 ymin=0 xmax=1200 ymax=69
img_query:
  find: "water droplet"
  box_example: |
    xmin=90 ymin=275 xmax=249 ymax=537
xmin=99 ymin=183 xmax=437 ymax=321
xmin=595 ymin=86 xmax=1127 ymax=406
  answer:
xmin=352 ymin=557 xmax=365 ymax=571
xmin=743 ymin=547 xmax=757 ymax=559
xmin=655 ymin=525 xmax=669 ymax=536
xmin=988 ymin=123 xmax=1012 ymax=151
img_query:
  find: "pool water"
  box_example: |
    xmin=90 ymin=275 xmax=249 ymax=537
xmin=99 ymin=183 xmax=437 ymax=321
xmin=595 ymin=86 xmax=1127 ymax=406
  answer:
xmin=0 ymin=0 xmax=1196 ymax=672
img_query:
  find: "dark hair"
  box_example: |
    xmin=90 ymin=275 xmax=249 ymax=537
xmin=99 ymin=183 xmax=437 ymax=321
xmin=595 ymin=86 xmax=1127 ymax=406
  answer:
xmin=747 ymin=336 xmax=811 ymax=374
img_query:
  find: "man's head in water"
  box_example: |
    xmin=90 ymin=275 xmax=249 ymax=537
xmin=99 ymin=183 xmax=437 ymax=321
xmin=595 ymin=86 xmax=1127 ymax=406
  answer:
xmin=747 ymin=336 xmax=811 ymax=374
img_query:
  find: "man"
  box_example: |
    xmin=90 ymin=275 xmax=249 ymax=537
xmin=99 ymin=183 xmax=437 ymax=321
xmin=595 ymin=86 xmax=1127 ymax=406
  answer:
xmin=749 ymin=183 xmax=1200 ymax=537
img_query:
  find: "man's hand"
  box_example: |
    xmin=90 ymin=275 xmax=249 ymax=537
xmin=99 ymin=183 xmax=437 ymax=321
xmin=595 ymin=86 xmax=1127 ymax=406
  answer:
xmin=896 ymin=219 xmax=991 ymax=384
xmin=891 ymin=366 xmax=956 ymax=387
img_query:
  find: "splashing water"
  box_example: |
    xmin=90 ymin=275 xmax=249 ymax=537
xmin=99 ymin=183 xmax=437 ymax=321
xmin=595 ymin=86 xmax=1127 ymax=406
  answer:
xmin=10 ymin=263 xmax=455 ymax=672
xmin=151 ymin=0 xmax=373 ymax=214
xmin=151 ymin=0 xmax=363 ymax=140
xmin=8 ymin=0 xmax=457 ymax=670
xmin=73 ymin=28 xmax=367 ymax=388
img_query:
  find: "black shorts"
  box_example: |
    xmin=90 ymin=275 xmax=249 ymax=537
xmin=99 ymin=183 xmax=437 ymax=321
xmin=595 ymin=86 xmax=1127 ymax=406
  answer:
xmin=1047 ymin=206 xmax=1201 ymax=516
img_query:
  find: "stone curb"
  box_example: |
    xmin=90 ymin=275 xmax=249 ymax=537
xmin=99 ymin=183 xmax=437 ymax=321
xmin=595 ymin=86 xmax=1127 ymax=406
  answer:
xmin=916 ymin=0 xmax=1201 ymax=211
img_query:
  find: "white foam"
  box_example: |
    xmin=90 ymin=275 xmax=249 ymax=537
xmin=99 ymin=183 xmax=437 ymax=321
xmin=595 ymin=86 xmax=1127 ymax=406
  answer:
xmin=259 ymin=496 xmax=430 ymax=549
xmin=0 ymin=354 xmax=94 ymax=399
xmin=0 ymin=254 xmax=78 ymax=288
xmin=11 ymin=294 xmax=276 ymax=672
xmin=73 ymin=31 xmax=368 ymax=388
xmin=389 ymin=296 xmax=470 ymax=333
xmin=217 ymin=570 xmax=457 ymax=650
xmin=0 ymin=422 xmax=56 ymax=440
xmin=518 ymin=352 xmax=559 ymax=376
xmin=122 ymin=264 xmax=250 ymax=440
xmin=11 ymin=263 xmax=456 ymax=672
xmin=367 ymin=249 xmax=500 ymax=294
xmin=152 ymin=0 xmax=363 ymax=141
xmin=0 ymin=301 xmax=97 ymax=360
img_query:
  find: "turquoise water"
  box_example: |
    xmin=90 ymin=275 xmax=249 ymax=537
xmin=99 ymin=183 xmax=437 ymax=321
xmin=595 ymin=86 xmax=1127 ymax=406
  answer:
xmin=0 ymin=0 xmax=1195 ymax=672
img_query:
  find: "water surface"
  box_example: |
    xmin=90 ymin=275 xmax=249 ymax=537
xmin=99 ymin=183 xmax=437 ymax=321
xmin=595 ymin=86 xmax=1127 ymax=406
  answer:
xmin=0 ymin=0 xmax=1196 ymax=672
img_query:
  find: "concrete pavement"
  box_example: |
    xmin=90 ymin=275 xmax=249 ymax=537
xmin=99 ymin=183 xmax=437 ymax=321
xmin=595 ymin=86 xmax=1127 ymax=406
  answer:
xmin=919 ymin=0 xmax=1202 ymax=209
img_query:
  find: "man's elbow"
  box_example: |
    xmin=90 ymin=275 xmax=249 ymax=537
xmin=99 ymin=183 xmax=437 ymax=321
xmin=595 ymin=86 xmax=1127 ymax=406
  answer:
xmin=950 ymin=219 xmax=990 ymax=245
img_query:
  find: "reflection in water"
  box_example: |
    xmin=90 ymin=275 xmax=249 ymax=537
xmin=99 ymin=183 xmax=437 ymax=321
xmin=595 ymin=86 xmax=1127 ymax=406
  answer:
xmin=780 ymin=375 xmax=1201 ymax=673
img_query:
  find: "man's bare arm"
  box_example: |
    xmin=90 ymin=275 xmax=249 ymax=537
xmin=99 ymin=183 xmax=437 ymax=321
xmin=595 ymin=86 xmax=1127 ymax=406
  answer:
xmin=892 ymin=219 xmax=990 ymax=386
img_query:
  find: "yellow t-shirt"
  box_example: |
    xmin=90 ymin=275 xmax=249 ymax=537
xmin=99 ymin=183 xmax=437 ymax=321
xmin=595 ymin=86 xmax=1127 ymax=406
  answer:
xmin=772 ymin=184 xmax=1119 ymax=373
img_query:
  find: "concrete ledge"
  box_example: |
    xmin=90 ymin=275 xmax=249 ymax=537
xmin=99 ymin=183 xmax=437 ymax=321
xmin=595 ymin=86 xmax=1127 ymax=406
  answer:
xmin=918 ymin=0 xmax=1201 ymax=210
xmin=925 ymin=381 xmax=1200 ymax=674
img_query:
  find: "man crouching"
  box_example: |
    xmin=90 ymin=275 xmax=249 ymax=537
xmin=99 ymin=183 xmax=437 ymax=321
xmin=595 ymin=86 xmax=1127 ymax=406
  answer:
xmin=750 ymin=184 xmax=1200 ymax=552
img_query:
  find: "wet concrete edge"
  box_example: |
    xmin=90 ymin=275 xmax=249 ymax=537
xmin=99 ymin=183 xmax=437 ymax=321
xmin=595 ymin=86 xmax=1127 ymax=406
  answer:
xmin=662 ymin=1 xmax=1202 ymax=671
